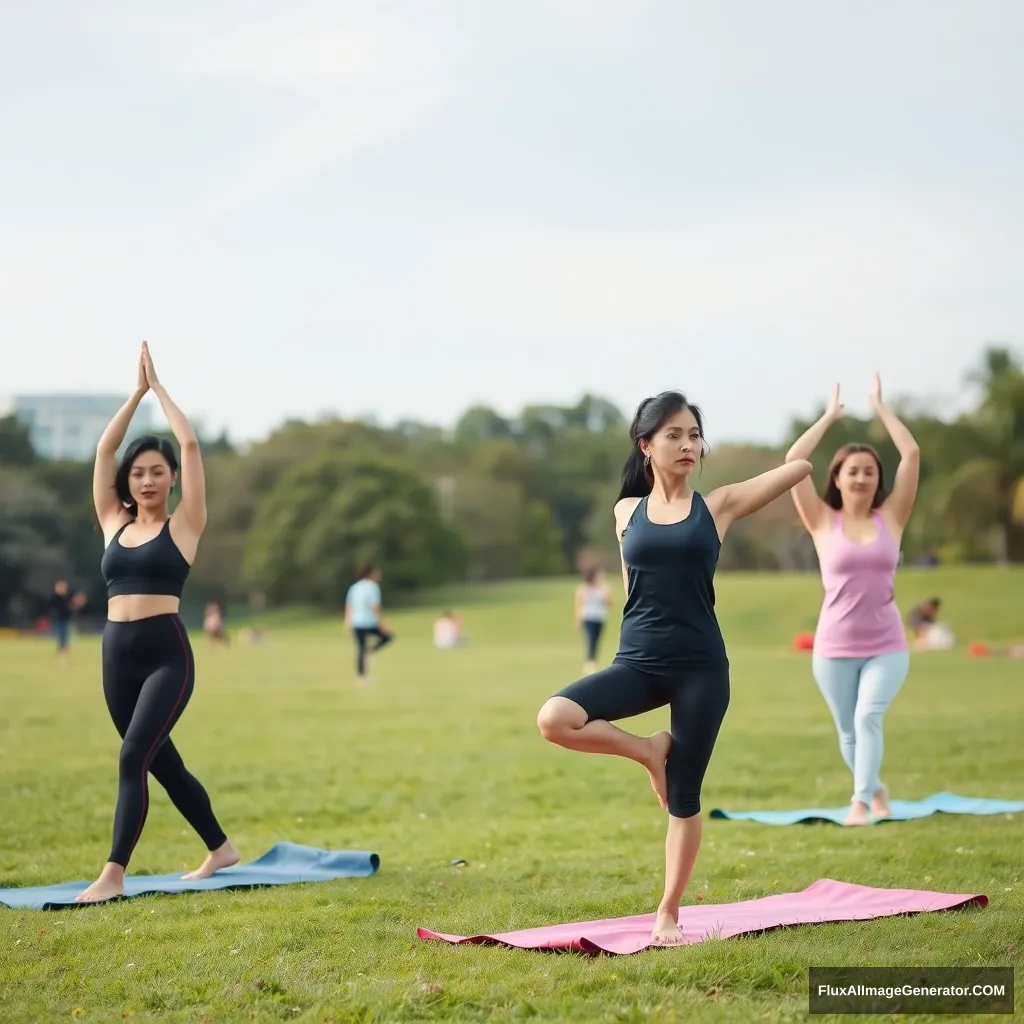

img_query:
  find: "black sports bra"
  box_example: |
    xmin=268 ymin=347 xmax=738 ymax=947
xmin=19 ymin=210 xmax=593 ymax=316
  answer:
xmin=100 ymin=520 xmax=191 ymax=599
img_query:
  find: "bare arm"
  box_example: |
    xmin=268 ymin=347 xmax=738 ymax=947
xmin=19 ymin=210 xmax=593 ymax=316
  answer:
xmin=785 ymin=385 xmax=843 ymax=534
xmin=870 ymin=375 xmax=920 ymax=528
xmin=613 ymin=498 xmax=641 ymax=596
xmin=143 ymin=343 xmax=207 ymax=533
xmin=93 ymin=379 xmax=148 ymax=535
xmin=708 ymin=461 xmax=814 ymax=535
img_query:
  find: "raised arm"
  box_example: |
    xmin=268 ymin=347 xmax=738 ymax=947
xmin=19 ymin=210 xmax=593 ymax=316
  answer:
xmin=784 ymin=384 xmax=843 ymax=534
xmin=870 ymin=373 xmax=920 ymax=528
xmin=142 ymin=342 xmax=207 ymax=534
xmin=93 ymin=350 xmax=149 ymax=536
xmin=707 ymin=460 xmax=813 ymax=536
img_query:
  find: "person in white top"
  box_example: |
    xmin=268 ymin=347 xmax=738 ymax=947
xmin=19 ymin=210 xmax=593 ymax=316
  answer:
xmin=433 ymin=609 xmax=463 ymax=649
xmin=574 ymin=567 xmax=611 ymax=673
xmin=345 ymin=564 xmax=393 ymax=684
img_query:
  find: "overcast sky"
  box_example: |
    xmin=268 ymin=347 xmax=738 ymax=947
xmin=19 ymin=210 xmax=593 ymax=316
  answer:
xmin=2 ymin=0 xmax=1021 ymax=446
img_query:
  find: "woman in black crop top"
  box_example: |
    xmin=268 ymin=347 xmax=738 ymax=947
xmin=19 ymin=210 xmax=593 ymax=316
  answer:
xmin=75 ymin=342 xmax=238 ymax=903
xmin=537 ymin=390 xmax=812 ymax=945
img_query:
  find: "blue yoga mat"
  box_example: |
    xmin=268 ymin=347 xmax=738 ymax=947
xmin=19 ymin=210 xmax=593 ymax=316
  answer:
xmin=708 ymin=791 xmax=1024 ymax=826
xmin=0 ymin=842 xmax=380 ymax=911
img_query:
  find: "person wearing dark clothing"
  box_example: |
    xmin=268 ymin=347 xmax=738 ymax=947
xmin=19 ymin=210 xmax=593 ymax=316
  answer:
xmin=536 ymin=390 xmax=812 ymax=946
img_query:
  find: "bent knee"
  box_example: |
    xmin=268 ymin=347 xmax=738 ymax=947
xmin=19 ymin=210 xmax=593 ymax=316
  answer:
xmin=536 ymin=696 xmax=587 ymax=741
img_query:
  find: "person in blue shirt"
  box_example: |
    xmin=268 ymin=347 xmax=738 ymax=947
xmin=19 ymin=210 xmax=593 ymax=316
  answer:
xmin=345 ymin=564 xmax=394 ymax=683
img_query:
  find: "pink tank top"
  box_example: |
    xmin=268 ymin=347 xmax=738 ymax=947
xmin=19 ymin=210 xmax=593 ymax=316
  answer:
xmin=814 ymin=511 xmax=908 ymax=658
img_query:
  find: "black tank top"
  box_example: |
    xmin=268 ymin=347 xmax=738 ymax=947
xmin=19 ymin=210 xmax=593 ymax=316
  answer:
xmin=614 ymin=491 xmax=728 ymax=671
xmin=100 ymin=520 xmax=191 ymax=599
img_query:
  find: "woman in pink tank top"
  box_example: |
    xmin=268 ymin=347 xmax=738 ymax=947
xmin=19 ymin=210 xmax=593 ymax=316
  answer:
xmin=786 ymin=374 xmax=921 ymax=825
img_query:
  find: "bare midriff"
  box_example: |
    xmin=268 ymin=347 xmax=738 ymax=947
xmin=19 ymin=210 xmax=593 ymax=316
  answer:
xmin=107 ymin=594 xmax=181 ymax=623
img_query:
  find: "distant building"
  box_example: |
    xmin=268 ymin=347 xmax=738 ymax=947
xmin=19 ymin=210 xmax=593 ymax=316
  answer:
xmin=0 ymin=394 xmax=154 ymax=461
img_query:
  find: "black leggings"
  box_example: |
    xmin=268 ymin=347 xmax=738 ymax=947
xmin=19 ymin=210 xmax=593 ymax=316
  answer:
xmin=354 ymin=626 xmax=393 ymax=676
xmin=582 ymin=619 xmax=604 ymax=660
xmin=555 ymin=661 xmax=730 ymax=819
xmin=101 ymin=614 xmax=227 ymax=868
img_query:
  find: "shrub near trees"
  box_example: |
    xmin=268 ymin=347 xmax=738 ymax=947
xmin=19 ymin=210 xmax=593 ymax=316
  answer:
xmin=1 ymin=348 xmax=1021 ymax=625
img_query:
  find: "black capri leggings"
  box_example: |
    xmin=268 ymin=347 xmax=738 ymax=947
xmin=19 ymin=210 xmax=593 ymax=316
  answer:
xmin=555 ymin=661 xmax=730 ymax=819
xmin=101 ymin=614 xmax=227 ymax=868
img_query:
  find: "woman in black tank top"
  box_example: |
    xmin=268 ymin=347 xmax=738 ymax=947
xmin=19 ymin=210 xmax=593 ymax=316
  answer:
xmin=75 ymin=343 xmax=238 ymax=903
xmin=537 ymin=390 xmax=812 ymax=945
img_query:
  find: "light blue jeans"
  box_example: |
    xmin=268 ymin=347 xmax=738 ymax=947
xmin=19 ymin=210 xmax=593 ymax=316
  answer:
xmin=811 ymin=651 xmax=910 ymax=807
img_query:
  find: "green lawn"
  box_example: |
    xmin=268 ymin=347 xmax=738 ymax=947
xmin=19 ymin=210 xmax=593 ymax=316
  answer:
xmin=1 ymin=567 xmax=1022 ymax=1022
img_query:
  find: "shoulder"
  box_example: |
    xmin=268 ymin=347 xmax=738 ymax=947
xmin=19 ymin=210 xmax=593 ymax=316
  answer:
xmin=168 ymin=510 xmax=202 ymax=552
xmin=876 ymin=502 xmax=900 ymax=529
xmin=100 ymin=511 xmax=132 ymax=547
xmin=165 ymin=516 xmax=199 ymax=566
xmin=700 ymin=485 xmax=728 ymax=516
xmin=613 ymin=496 xmax=643 ymax=532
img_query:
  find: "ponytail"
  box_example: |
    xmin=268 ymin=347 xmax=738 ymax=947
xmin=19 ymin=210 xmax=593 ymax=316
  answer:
xmin=617 ymin=446 xmax=652 ymax=501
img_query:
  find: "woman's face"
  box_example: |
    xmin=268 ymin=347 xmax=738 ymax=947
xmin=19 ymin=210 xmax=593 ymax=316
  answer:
xmin=129 ymin=451 xmax=176 ymax=510
xmin=834 ymin=451 xmax=879 ymax=506
xmin=641 ymin=407 xmax=702 ymax=479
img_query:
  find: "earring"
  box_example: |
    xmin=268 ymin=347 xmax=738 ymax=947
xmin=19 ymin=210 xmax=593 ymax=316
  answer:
xmin=644 ymin=454 xmax=651 ymax=470
xmin=122 ymin=500 xmax=133 ymax=509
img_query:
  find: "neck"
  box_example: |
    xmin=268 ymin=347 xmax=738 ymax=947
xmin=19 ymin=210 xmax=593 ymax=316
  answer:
xmin=135 ymin=509 xmax=169 ymax=526
xmin=841 ymin=500 xmax=873 ymax=520
xmin=650 ymin=474 xmax=692 ymax=503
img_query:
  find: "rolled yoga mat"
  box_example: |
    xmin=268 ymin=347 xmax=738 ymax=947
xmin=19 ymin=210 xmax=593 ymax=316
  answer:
xmin=708 ymin=791 xmax=1024 ymax=826
xmin=0 ymin=842 xmax=380 ymax=910
xmin=417 ymin=879 xmax=987 ymax=956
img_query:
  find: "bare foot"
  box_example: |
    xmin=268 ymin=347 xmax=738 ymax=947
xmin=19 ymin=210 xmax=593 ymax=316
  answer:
xmin=75 ymin=864 xmax=125 ymax=903
xmin=181 ymin=841 xmax=241 ymax=880
xmin=643 ymin=731 xmax=673 ymax=810
xmin=650 ymin=907 xmax=686 ymax=945
xmin=871 ymin=785 xmax=891 ymax=819
xmin=843 ymin=801 xmax=870 ymax=826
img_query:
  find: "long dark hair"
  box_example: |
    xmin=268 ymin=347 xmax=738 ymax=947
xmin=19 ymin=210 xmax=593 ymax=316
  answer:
xmin=115 ymin=435 xmax=180 ymax=518
xmin=822 ymin=443 xmax=886 ymax=510
xmin=617 ymin=391 xmax=707 ymax=501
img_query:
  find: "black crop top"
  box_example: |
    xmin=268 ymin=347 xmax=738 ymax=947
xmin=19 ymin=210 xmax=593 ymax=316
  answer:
xmin=100 ymin=520 xmax=191 ymax=599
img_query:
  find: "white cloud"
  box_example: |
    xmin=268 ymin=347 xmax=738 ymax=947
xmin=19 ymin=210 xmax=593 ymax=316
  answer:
xmin=180 ymin=20 xmax=450 ymax=221
xmin=0 ymin=272 xmax=48 ymax=312
xmin=190 ymin=85 xmax=448 ymax=221
xmin=188 ymin=26 xmax=390 ymax=87
xmin=415 ymin=187 xmax=1018 ymax=339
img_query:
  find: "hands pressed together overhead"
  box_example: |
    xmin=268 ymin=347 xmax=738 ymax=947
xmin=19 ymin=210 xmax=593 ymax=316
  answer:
xmin=136 ymin=341 xmax=161 ymax=393
xmin=825 ymin=373 xmax=886 ymax=424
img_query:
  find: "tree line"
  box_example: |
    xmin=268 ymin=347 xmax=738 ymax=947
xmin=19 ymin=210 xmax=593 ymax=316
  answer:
xmin=1 ymin=347 xmax=1021 ymax=626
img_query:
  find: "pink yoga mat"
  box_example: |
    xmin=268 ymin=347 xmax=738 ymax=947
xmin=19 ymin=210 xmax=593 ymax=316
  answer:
xmin=417 ymin=879 xmax=987 ymax=955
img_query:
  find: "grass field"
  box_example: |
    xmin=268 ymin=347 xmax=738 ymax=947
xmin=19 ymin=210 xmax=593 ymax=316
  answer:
xmin=1 ymin=566 xmax=1022 ymax=1022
